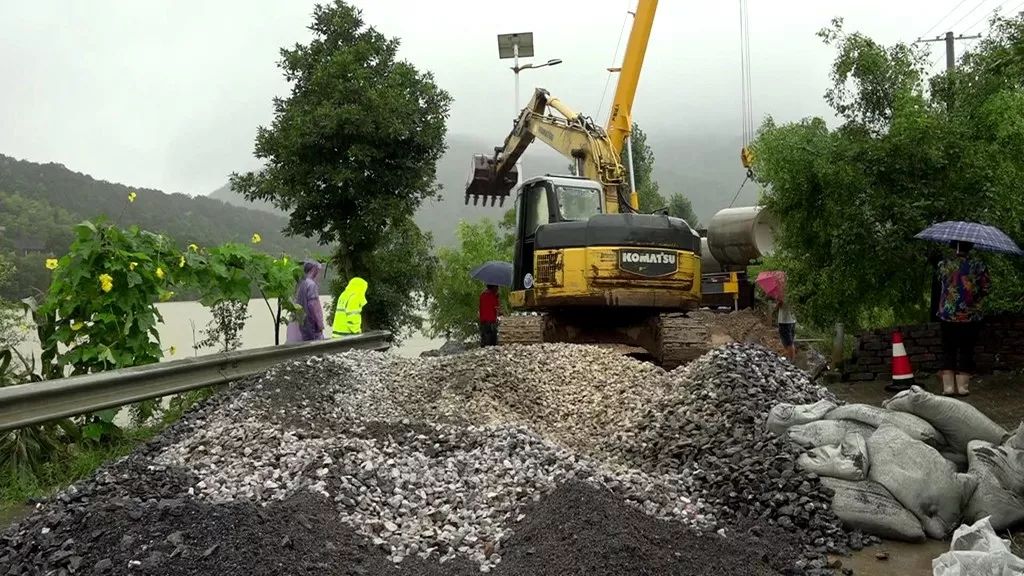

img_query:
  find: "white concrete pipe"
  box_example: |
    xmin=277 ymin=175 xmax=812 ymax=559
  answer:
xmin=706 ymin=206 xmax=778 ymax=266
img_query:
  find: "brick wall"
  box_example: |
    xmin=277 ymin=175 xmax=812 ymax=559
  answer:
xmin=844 ymin=315 xmax=1024 ymax=381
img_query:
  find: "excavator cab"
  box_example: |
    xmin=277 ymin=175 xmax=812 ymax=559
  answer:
xmin=512 ymin=175 xmax=605 ymax=291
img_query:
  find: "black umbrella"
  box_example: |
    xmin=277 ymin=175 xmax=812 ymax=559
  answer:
xmin=470 ymin=261 xmax=513 ymax=287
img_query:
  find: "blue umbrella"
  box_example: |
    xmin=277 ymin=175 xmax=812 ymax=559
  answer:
xmin=470 ymin=261 xmax=513 ymax=286
xmin=915 ymin=221 xmax=1024 ymax=256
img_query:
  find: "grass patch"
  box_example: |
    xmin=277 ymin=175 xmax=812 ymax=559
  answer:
xmin=0 ymin=386 xmax=218 ymax=521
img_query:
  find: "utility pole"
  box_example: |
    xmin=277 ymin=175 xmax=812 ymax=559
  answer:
xmin=915 ymin=31 xmax=982 ymax=73
xmin=915 ymin=30 xmax=981 ymax=112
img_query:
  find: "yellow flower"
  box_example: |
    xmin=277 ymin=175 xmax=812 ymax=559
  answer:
xmin=251 ymin=233 xmax=262 ymax=244
xmin=128 ymin=191 xmax=137 ymax=203
xmin=178 ymin=255 xmax=186 ymax=268
xmin=188 ymin=243 xmax=199 ymax=252
xmin=168 ymin=345 xmax=177 ymax=356
xmin=99 ymin=273 xmax=114 ymax=293
xmin=159 ymin=290 xmax=174 ymax=302
xmin=156 ymin=266 xmax=165 ymax=280
xmin=71 ymin=321 xmax=84 ymax=331
xmin=129 ymin=261 xmax=138 ymax=271
xmin=45 ymin=258 xmax=59 ymax=270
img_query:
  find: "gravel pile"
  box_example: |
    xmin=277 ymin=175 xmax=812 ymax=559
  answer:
xmin=494 ymin=482 xmax=794 ymax=576
xmin=317 ymin=344 xmax=669 ymax=454
xmin=146 ymin=351 xmax=712 ymax=571
xmin=2 ymin=342 xmax=852 ymax=575
xmin=607 ymin=344 xmax=870 ymax=570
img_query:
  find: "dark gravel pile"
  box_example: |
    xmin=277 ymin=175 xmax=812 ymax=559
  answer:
xmin=0 ymin=463 xmax=475 ymax=576
xmin=0 ymin=468 xmax=793 ymax=576
xmin=498 ymin=482 xmax=796 ymax=576
xmin=608 ymin=344 xmax=870 ymax=572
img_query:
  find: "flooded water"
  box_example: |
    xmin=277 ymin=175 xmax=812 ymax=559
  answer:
xmin=13 ymin=297 xmax=445 ymax=363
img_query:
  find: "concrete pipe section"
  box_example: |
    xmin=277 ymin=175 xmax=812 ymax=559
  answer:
xmin=706 ymin=206 xmax=778 ymax=267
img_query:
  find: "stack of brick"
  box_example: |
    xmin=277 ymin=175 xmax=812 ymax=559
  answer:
xmin=844 ymin=315 xmax=1024 ymax=381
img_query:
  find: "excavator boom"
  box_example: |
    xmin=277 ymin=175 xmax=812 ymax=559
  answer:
xmin=465 ymin=89 xmax=625 ymax=211
xmin=465 ymin=0 xmax=658 ymax=212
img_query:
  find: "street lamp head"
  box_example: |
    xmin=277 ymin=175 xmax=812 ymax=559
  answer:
xmin=546 ymin=59 xmax=563 ymax=66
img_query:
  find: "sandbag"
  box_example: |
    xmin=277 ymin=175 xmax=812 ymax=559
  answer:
xmin=867 ymin=424 xmax=977 ymax=539
xmin=1004 ymin=422 xmax=1024 ymax=451
xmin=767 ymin=399 xmax=838 ymax=436
xmin=963 ymin=440 xmax=1024 ymax=532
xmin=882 ymin=385 xmax=1007 ymax=455
xmin=797 ymin=433 xmax=870 ymax=481
xmin=974 ymin=444 xmax=1024 ymax=495
xmin=825 ymin=403 xmax=947 ymax=447
xmin=939 ymin=446 xmax=970 ymax=471
xmin=818 ymin=477 xmax=926 ymax=542
xmin=787 ymin=419 xmax=875 ymax=449
xmin=932 ymin=516 xmax=1024 ymax=576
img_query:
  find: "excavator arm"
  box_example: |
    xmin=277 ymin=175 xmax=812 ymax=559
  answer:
xmin=465 ymin=88 xmax=626 ymax=212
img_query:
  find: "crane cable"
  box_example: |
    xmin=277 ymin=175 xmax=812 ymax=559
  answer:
xmin=741 ymin=0 xmax=757 ymax=154
xmin=734 ymin=0 xmax=754 ymax=207
xmin=595 ymin=2 xmax=633 ymax=125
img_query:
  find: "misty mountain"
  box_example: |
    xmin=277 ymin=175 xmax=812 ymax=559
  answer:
xmin=209 ymin=130 xmax=756 ymax=248
xmin=0 ymin=154 xmax=323 ymax=298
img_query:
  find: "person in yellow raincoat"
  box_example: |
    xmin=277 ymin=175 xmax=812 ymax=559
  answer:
xmin=332 ymin=277 xmax=368 ymax=337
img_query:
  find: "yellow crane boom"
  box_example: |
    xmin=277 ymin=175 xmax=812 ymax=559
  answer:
xmin=465 ymin=0 xmax=658 ymax=213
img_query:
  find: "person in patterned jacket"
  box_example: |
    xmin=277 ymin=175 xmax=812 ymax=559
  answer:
xmin=936 ymin=241 xmax=991 ymax=397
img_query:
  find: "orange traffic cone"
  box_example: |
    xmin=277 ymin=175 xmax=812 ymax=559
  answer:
xmin=886 ymin=330 xmax=915 ymax=392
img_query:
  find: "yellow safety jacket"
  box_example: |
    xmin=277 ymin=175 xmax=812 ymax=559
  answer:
xmin=332 ymin=277 xmax=368 ymax=337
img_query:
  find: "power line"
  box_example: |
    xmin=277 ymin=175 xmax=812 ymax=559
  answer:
xmin=963 ymin=0 xmax=1011 ymax=32
xmin=947 ymin=0 xmax=997 ymax=30
xmin=921 ymin=0 xmax=971 ymax=37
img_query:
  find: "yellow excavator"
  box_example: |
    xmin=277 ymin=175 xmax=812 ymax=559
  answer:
xmin=464 ymin=0 xmax=712 ymax=366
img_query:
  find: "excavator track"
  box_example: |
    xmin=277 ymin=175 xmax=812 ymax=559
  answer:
xmin=497 ymin=311 xmax=711 ymax=368
xmin=498 ymin=314 xmax=546 ymax=345
xmin=656 ymin=313 xmax=712 ymax=369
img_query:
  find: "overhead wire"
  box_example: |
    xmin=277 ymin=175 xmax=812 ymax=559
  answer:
xmin=946 ymin=0 xmax=997 ymax=31
xmin=966 ymin=0 xmax=1024 ymax=32
xmin=921 ymin=0 xmax=971 ymax=38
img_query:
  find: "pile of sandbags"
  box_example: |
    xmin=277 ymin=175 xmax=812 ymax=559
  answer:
xmin=768 ymin=385 xmax=1023 ymax=542
xmin=933 ymin=516 xmax=1024 ymax=576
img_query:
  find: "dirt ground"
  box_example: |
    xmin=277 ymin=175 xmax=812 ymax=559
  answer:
xmin=826 ymin=371 xmax=1024 ymax=575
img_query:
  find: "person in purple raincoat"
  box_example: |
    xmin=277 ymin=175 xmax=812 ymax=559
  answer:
xmin=296 ymin=260 xmax=326 ymax=341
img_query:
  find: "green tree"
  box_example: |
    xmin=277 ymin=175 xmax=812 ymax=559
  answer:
xmin=231 ymin=1 xmax=451 ymax=335
xmin=334 ymin=215 xmax=436 ymax=340
xmin=667 ymin=193 xmax=700 ymax=227
xmin=427 ymin=220 xmax=510 ymax=341
xmin=752 ymin=16 xmax=1024 ymax=331
xmin=620 ymin=123 xmax=666 ymax=213
xmin=499 ymin=208 xmax=517 ymax=254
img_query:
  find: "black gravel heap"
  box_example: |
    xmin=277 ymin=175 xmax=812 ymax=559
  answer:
xmin=609 ymin=344 xmax=873 ymax=574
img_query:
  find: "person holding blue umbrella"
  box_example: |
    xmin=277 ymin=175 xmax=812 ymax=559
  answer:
xmin=915 ymin=221 xmax=1020 ymax=396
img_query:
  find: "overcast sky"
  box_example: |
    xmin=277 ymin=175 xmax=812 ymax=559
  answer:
xmin=0 ymin=0 xmax=1000 ymax=197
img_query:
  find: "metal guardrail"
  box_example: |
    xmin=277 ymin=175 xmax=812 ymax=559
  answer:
xmin=0 ymin=331 xmax=392 ymax=432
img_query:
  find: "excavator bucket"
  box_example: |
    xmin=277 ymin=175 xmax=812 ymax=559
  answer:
xmin=465 ymin=153 xmax=518 ymax=207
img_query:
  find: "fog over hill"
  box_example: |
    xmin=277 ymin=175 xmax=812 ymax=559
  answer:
xmin=211 ymin=131 xmax=760 ymax=248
